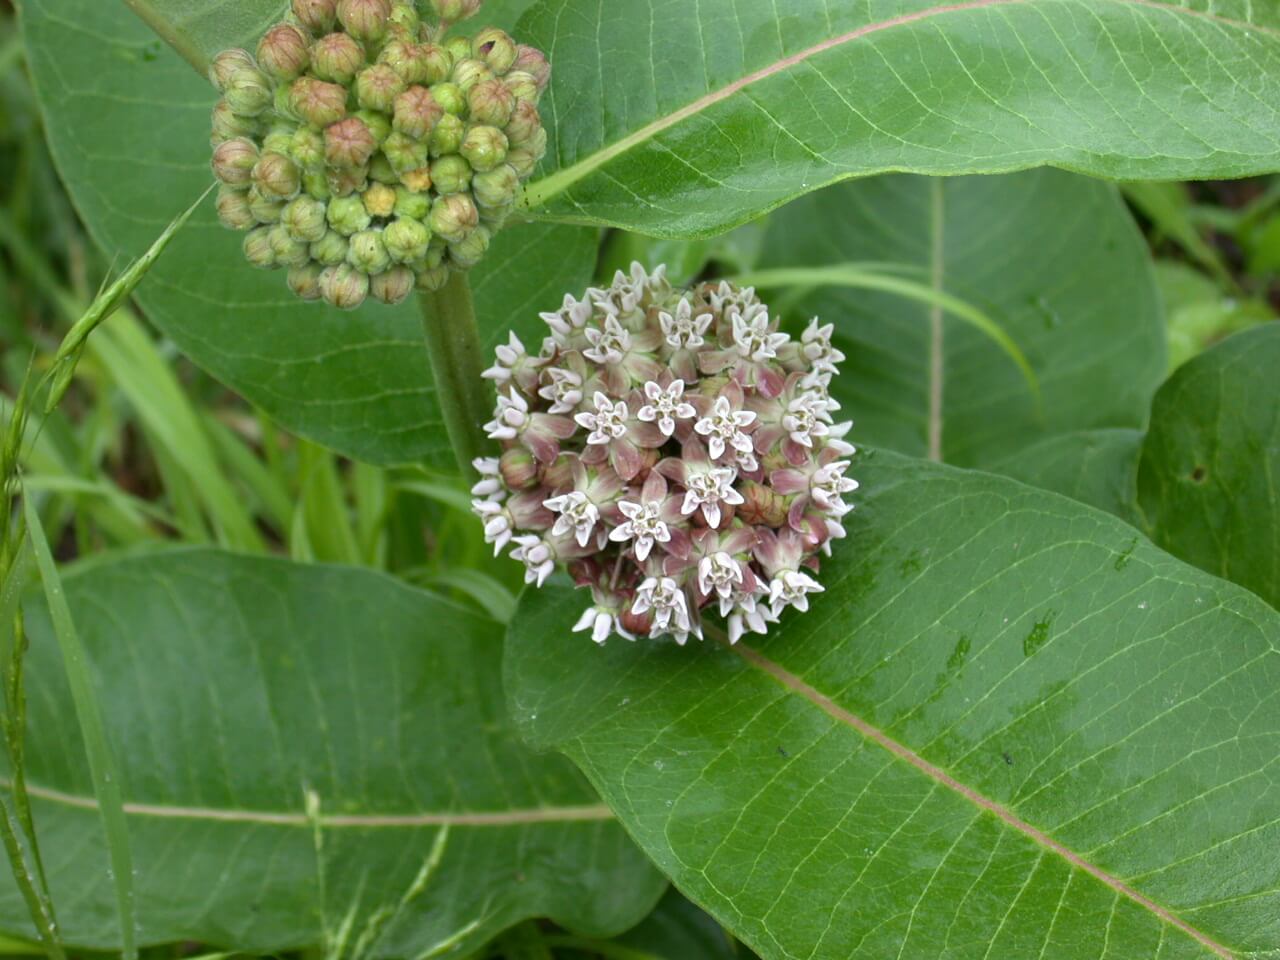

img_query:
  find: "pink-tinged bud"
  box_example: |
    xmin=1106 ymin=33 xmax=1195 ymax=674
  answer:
xmin=468 ymin=78 xmax=514 ymax=127
xmin=459 ymin=124 xmax=507 ymax=172
xmin=447 ymin=224 xmax=489 ymax=269
xmin=209 ymin=48 xmax=256 ymax=91
xmin=370 ymin=265 xmax=416 ymax=305
xmin=292 ymin=0 xmax=338 ymax=32
xmin=224 ymin=72 xmax=273 ymax=118
xmin=430 ymin=81 xmax=466 ymax=117
xmin=472 ymin=163 xmax=519 ymax=209
xmin=428 ymin=0 xmax=480 ymax=20
xmin=429 ymin=154 xmax=471 ymax=195
xmin=212 ymin=137 xmax=259 ymax=186
xmin=472 ymin=27 xmax=516 ymax=74
xmin=288 ymin=263 xmax=326 ymax=300
xmin=737 ymin=480 xmax=789 ymax=527
xmin=502 ymin=70 xmax=539 ymax=105
xmin=415 ymin=264 xmax=450 ymax=291
xmin=310 ymin=32 xmax=365 ymax=84
xmin=429 ymin=113 xmax=465 ymax=156
xmin=337 ymin=0 xmax=391 ymax=45
xmin=325 ymin=116 xmax=378 ymax=168
xmin=382 ymin=131 xmax=430 ymax=173
xmin=320 ymin=263 xmax=370 ymax=309
xmin=290 ymin=77 xmax=348 ymax=126
xmin=419 ymin=43 xmax=453 ymax=84
xmin=392 ymin=85 xmax=442 ymax=139
xmin=257 ymin=23 xmax=311 ymax=81
xmin=311 ymin=230 xmax=350 ymax=265
xmin=362 ymin=181 xmax=397 ymax=217
xmin=383 ymin=216 xmax=432 ymax=262
xmin=211 ymin=99 xmax=260 ymax=144
xmin=500 ymin=447 xmax=538 ymax=490
xmin=355 ymin=64 xmax=405 ymax=112
xmin=378 ymin=40 xmax=424 ymax=84
xmin=252 ymin=151 xmax=302 ymax=200
xmin=512 ymin=44 xmax=550 ymax=91
xmin=282 ymin=195 xmax=329 ymax=242
xmin=288 ymin=126 xmax=326 ymax=168
xmin=619 ymin=607 xmax=653 ymax=638
xmin=504 ymin=99 xmax=541 ymax=145
xmin=242 ymin=226 xmax=277 ymax=268
xmin=428 ymin=192 xmax=478 ymax=243
xmin=450 ymin=58 xmax=492 ymax=94
xmin=505 ymin=127 xmax=546 ymax=178
xmin=215 ymin=186 xmax=256 ymax=230
xmin=327 ymin=164 xmax=369 ymax=197
xmin=269 ymin=224 xmax=312 ymax=267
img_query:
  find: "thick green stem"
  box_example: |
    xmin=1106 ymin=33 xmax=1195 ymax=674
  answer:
xmin=419 ymin=272 xmax=491 ymax=477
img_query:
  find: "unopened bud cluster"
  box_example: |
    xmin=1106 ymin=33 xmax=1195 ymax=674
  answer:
xmin=471 ymin=264 xmax=857 ymax=645
xmin=209 ymin=0 xmax=549 ymax=309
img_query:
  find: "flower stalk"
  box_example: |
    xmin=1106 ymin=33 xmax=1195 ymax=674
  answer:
xmin=419 ymin=271 xmax=490 ymax=476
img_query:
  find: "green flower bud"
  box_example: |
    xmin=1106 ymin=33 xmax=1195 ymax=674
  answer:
xmin=225 ymin=72 xmax=273 ymax=118
xmin=383 ymin=130 xmax=430 ymax=173
xmin=292 ymin=0 xmax=338 ymax=33
xmin=382 ymin=216 xmax=432 ymax=262
xmin=459 ymin=124 xmax=507 ymax=172
xmin=325 ymin=116 xmax=378 ymax=168
xmin=243 ymin=226 xmax=278 ymax=268
xmin=419 ymin=43 xmax=453 ymax=84
xmin=320 ymin=263 xmax=370 ymax=309
xmin=262 ymin=123 xmax=298 ymax=156
xmin=282 ymin=195 xmax=329 ymax=242
xmin=415 ymin=264 xmax=450 ymax=291
xmin=450 ymin=58 xmax=492 ymax=94
xmin=430 ymin=82 xmax=466 ymax=117
xmin=428 ymin=192 xmax=478 ymax=243
xmin=253 ymin=151 xmax=302 ymax=200
xmin=443 ymin=36 xmax=473 ymax=64
xmin=249 ymin=190 xmax=286 ymax=223
xmin=368 ymin=152 xmax=399 ymax=183
xmin=354 ymin=108 xmax=393 ymax=144
xmin=370 ymin=265 xmax=416 ymax=304
xmin=471 ymin=163 xmax=518 ymax=209
xmin=447 ymin=224 xmax=490 ymax=268
xmin=504 ymin=99 xmax=541 ymax=145
xmin=392 ymin=86 xmax=442 ymax=139
xmin=394 ymin=186 xmax=431 ymax=220
xmin=429 ymin=154 xmax=472 ymax=195
xmin=270 ymin=224 xmax=313 ymax=266
xmin=379 ymin=40 xmax=426 ymax=84
xmin=311 ymin=229 xmax=350 ymax=265
xmin=216 ymin=186 xmax=256 ymax=230
xmin=209 ymin=48 xmax=257 ymax=92
xmin=310 ymin=32 xmax=365 ymax=84
xmin=511 ymin=44 xmax=550 ymax=91
xmin=468 ymin=78 xmax=514 ymax=127
xmin=327 ymin=194 xmax=372 ymax=235
xmin=289 ymin=126 xmax=326 ymax=168
xmin=424 ymin=237 xmax=448 ymax=267
xmin=327 ymin=165 xmax=369 ymax=197
xmin=388 ymin=1 xmax=419 ymax=33
xmin=291 ymin=76 xmax=349 ymax=126
xmin=211 ymin=99 xmax=261 ymax=144
xmin=429 ymin=0 xmax=482 ymax=22
xmin=472 ymin=27 xmax=517 ymax=74
xmin=356 ymin=64 xmax=406 ymax=113
xmin=288 ymin=262 xmax=326 ymax=300
xmin=502 ymin=70 xmax=539 ymax=105
xmin=337 ymin=0 xmax=391 ymax=45
xmin=211 ymin=137 xmax=259 ymax=186
xmin=303 ymin=168 xmax=332 ymax=200
xmin=478 ymin=200 xmax=513 ymax=230
xmin=362 ymin=181 xmax=398 ymax=217
xmin=429 ymin=112 xmax=465 ymax=156
xmin=257 ymin=23 xmax=311 ymax=81
xmin=505 ymin=127 xmax=546 ymax=177
xmin=273 ymin=84 xmax=301 ymax=122
xmin=347 ymin=229 xmax=391 ymax=274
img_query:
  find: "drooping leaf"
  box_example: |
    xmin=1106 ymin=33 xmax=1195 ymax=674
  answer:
xmin=1137 ymin=324 xmax=1280 ymax=610
xmin=517 ymin=0 xmax=1280 ymax=236
xmin=507 ymin=449 xmax=1280 ymax=960
xmin=3 ymin=549 xmax=664 ymax=953
xmin=612 ymin=889 xmax=748 ymax=960
xmin=757 ymin=171 xmax=1165 ymax=468
xmin=21 ymin=0 xmax=597 ymax=467
xmin=990 ymin=429 xmax=1144 ymax=524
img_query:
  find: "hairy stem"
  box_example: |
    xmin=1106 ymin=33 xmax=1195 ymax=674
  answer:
xmin=419 ymin=273 xmax=490 ymax=477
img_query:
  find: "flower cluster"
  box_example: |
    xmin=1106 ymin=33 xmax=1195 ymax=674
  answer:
xmin=208 ymin=0 xmax=549 ymax=309
xmin=471 ymin=264 xmax=857 ymax=645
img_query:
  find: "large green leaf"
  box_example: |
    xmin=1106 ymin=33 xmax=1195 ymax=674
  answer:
xmin=1137 ymin=324 xmax=1280 ymax=610
xmin=756 ymin=171 xmax=1164 ymax=468
xmin=22 ymin=0 xmax=596 ymax=467
xmin=4 ymin=549 xmax=663 ymax=953
xmin=990 ymin=428 xmax=1144 ymax=523
xmin=506 ymin=449 xmax=1280 ymax=960
xmin=518 ymin=0 xmax=1280 ymax=236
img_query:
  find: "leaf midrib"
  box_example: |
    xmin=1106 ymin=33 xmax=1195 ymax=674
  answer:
xmin=3 ymin=779 xmax=615 ymax=829
xmin=728 ymin=640 xmax=1236 ymax=960
xmin=520 ymin=0 xmax=1280 ymax=213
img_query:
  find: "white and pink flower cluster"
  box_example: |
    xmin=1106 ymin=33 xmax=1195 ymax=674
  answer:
xmin=471 ymin=263 xmax=857 ymax=645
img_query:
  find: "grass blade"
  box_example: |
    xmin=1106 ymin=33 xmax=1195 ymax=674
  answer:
xmin=22 ymin=495 xmax=136 ymax=959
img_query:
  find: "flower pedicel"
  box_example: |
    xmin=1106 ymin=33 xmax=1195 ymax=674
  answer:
xmin=472 ymin=264 xmax=857 ymax=645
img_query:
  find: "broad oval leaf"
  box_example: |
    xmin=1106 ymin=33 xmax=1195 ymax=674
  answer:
xmin=506 ymin=449 xmax=1280 ymax=960
xmin=1137 ymin=324 xmax=1280 ymax=610
xmin=518 ymin=0 xmax=1280 ymax=236
xmin=22 ymin=0 xmax=597 ymax=466
xmin=756 ymin=171 xmax=1165 ymax=468
xmin=4 ymin=549 xmax=664 ymax=953
xmin=991 ymin=428 xmax=1144 ymax=523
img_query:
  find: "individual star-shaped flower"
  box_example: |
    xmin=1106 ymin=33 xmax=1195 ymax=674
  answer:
xmin=637 ymin=379 xmax=696 ymax=437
